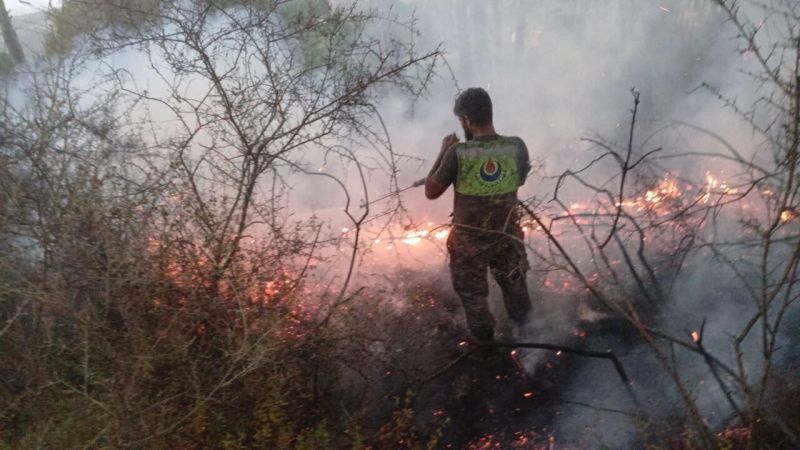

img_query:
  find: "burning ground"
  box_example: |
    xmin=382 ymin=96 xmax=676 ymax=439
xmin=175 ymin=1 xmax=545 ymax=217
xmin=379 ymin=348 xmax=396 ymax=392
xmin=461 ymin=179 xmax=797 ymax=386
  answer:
xmin=314 ymin=158 xmax=800 ymax=448
xmin=2 ymin=0 xmax=800 ymax=448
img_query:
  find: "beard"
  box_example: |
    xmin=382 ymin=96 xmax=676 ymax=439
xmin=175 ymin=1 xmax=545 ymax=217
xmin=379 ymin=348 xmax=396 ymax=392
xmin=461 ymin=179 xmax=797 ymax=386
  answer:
xmin=463 ymin=127 xmax=474 ymax=141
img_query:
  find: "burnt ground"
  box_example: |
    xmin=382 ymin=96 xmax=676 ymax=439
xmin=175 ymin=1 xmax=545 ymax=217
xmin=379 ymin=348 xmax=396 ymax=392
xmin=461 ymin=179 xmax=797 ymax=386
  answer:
xmin=361 ymin=270 xmax=648 ymax=449
xmin=410 ymin=312 xmax=645 ymax=449
xmin=333 ymin=268 xmax=799 ymax=449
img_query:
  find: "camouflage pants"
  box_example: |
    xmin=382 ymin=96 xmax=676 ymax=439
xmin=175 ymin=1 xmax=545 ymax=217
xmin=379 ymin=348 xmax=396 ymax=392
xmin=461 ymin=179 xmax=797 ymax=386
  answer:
xmin=446 ymin=226 xmax=531 ymax=341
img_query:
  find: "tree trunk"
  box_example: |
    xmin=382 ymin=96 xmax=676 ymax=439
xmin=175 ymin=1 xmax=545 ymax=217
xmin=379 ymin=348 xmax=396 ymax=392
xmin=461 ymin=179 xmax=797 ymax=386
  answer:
xmin=0 ymin=0 xmax=25 ymax=64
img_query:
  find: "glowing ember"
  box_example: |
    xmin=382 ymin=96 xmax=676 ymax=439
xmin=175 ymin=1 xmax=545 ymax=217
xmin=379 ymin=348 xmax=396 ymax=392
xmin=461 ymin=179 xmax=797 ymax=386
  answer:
xmin=691 ymin=330 xmax=700 ymax=343
xmin=523 ymin=392 xmax=535 ymax=398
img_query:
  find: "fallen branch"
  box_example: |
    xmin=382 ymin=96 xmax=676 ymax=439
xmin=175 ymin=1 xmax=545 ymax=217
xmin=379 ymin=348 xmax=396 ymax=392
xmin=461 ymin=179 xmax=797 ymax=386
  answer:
xmin=418 ymin=340 xmax=630 ymax=388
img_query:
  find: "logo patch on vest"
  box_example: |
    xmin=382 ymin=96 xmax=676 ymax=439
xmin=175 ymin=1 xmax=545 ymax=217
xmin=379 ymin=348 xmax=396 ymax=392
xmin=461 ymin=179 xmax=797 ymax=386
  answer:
xmin=479 ymin=158 xmax=502 ymax=182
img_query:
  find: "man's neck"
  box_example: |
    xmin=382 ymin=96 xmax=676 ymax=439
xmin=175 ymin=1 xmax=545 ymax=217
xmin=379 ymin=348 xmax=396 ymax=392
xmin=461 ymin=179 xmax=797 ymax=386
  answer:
xmin=470 ymin=125 xmax=497 ymax=139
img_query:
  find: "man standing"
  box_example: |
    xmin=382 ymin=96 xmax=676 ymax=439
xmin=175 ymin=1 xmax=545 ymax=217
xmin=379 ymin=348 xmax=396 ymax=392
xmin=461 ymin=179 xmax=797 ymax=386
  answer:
xmin=425 ymin=87 xmax=532 ymax=343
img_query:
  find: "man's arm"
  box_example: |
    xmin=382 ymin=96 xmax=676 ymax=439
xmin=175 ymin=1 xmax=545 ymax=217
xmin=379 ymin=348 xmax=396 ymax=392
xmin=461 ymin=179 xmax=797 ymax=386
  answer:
xmin=515 ymin=137 xmax=531 ymax=186
xmin=425 ymin=177 xmax=448 ymax=199
xmin=425 ymin=133 xmax=459 ymax=199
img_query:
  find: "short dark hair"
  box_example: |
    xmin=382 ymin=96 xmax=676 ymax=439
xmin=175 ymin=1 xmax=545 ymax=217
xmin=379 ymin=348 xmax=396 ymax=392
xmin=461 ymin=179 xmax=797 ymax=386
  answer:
xmin=453 ymin=87 xmax=493 ymax=126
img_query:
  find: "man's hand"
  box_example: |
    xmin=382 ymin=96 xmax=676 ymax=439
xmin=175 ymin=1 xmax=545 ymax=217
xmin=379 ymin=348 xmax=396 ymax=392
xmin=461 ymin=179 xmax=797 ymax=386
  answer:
xmin=425 ymin=133 xmax=459 ymax=200
xmin=441 ymin=133 xmax=459 ymax=153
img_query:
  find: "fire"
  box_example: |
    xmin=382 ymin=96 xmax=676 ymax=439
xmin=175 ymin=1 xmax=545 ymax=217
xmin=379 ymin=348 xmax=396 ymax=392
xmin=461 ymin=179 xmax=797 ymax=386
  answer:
xmin=355 ymin=222 xmax=452 ymax=252
xmin=356 ymin=171 xmax=740 ymax=262
xmin=402 ymin=229 xmax=428 ymax=245
xmin=400 ymin=227 xmax=450 ymax=245
xmin=781 ymin=209 xmax=794 ymax=222
xmin=701 ymin=171 xmax=738 ymax=203
xmin=467 ymin=431 xmax=550 ymax=449
xmin=691 ymin=331 xmax=700 ymax=343
xmin=569 ymin=201 xmax=589 ymax=211
xmin=625 ymin=176 xmax=685 ymax=214
xmin=144 ymin=236 xmax=319 ymax=343
xmin=559 ymin=175 xmax=689 ymax=221
xmin=643 ymin=177 xmax=681 ymax=205
xmin=434 ymin=229 xmax=450 ymax=240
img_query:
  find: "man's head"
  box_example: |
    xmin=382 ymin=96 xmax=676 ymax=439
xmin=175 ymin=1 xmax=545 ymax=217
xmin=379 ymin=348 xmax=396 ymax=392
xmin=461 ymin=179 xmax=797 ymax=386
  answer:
xmin=453 ymin=87 xmax=493 ymax=140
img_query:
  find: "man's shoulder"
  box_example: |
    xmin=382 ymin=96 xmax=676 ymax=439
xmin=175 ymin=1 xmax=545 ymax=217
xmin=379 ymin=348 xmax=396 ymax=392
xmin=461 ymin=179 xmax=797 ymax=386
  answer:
xmin=456 ymin=136 xmax=527 ymax=156
xmin=461 ymin=135 xmax=525 ymax=147
xmin=500 ymin=135 xmax=526 ymax=147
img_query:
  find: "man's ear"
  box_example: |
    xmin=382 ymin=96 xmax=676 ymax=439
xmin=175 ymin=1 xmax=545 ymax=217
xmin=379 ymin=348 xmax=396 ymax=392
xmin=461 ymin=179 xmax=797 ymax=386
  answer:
xmin=459 ymin=116 xmax=473 ymax=135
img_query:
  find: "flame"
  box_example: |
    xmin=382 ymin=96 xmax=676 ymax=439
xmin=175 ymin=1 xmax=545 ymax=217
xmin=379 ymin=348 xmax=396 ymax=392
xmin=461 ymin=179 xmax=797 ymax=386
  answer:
xmin=402 ymin=229 xmax=429 ymax=245
xmin=691 ymin=331 xmax=700 ymax=343
xmin=643 ymin=177 xmax=681 ymax=205
xmin=781 ymin=210 xmax=794 ymax=222
xmin=355 ymin=223 xmax=452 ymax=251
xmin=349 ymin=174 xmax=728 ymax=259
xmin=702 ymin=171 xmax=738 ymax=203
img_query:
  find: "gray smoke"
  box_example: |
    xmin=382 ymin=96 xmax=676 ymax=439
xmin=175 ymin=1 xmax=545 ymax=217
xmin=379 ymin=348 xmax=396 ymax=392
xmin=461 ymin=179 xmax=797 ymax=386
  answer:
xmin=8 ymin=0 xmax=793 ymax=446
xmin=344 ymin=1 xmax=787 ymax=447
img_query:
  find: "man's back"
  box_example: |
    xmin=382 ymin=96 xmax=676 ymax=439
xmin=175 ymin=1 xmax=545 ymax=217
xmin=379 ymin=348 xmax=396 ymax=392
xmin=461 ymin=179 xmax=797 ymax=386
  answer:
xmin=430 ymin=134 xmax=530 ymax=233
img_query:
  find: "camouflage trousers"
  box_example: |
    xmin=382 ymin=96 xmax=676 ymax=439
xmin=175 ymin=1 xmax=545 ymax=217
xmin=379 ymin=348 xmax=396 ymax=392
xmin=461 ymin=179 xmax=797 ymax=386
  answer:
xmin=446 ymin=226 xmax=532 ymax=341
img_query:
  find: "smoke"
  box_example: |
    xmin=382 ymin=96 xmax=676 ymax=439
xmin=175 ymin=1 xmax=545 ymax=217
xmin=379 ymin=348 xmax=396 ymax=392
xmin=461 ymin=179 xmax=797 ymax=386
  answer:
xmin=7 ymin=0 xmax=794 ymax=446
xmin=334 ymin=0 xmax=787 ymax=446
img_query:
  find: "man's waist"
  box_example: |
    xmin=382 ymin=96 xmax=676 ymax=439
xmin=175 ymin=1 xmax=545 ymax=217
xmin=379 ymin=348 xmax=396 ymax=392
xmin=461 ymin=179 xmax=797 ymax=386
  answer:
xmin=451 ymin=212 xmax=521 ymax=233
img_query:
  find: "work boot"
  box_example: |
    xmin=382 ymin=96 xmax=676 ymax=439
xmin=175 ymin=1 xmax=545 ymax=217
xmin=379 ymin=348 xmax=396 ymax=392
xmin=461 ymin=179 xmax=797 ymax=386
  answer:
xmin=511 ymin=322 xmax=535 ymax=343
xmin=511 ymin=310 xmax=535 ymax=343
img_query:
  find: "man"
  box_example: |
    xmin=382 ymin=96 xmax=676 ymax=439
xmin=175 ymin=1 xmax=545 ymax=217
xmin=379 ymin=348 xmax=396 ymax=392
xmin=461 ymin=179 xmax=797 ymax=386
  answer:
xmin=425 ymin=87 xmax=532 ymax=343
